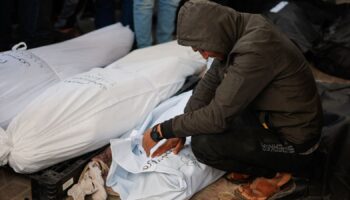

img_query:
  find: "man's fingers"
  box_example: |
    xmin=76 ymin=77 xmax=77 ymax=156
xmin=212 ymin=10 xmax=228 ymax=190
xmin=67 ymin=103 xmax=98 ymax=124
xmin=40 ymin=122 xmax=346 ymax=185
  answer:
xmin=142 ymin=128 xmax=158 ymax=157
xmin=151 ymin=139 xmax=177 ymax=157
xmin=173 ymin=140 xmax=184 ymax=154
xmin=150 ymin=138 xmax=185 ymax=157
xmin=144 ymin=145 xmax=150 ymax=157
xmin=151 ymin=143 xmax=170 ymax=157
xmin=151 ymin=149 xmax=162 ymax=158
xmin=142 ymin=138 xmax=150 ymax=157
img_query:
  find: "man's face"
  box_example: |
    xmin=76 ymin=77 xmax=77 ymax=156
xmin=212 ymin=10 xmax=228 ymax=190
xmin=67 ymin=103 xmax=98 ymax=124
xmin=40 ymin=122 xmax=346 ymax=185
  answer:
xmin=192 ymin=47 xmax=225 ymax=60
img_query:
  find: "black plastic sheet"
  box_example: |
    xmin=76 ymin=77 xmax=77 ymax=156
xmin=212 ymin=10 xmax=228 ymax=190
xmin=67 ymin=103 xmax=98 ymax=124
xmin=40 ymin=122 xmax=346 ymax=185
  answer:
xmin=312 ymin=12 xmax=350 ymax=79
xmin=317 ymin=82 xmax=350 ymax=199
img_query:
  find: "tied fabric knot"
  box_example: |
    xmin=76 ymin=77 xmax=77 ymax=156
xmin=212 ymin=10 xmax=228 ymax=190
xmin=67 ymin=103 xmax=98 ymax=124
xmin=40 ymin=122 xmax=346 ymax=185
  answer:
xmin=0 ymin=128 xmax=13 ymax=166
xmin=11 ymin=42 xmax=27 ymax=51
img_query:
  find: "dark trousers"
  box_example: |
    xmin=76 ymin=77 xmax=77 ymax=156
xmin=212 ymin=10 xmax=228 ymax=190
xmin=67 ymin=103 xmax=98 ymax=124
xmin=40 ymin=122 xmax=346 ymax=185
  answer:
xmin=0 ymin=0 xmax=54 ymax=50
xmin=121 ymin=0 xmax=133 ymax=30
xmin=0 ymin=0 xmax=39 ymax=50
xmin=191 ymin=110 xmax=316 ymax=178
xmin=95 ymin=0 xmax=115 ymax=29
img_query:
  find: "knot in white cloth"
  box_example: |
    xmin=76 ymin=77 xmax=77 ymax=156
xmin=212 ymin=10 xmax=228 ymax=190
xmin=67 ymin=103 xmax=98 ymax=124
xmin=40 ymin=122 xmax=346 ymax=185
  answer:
xmin=11 ymin=42 xmax=27 ymax=51
xmin=0 ymin=128 xmax=13 ymax=166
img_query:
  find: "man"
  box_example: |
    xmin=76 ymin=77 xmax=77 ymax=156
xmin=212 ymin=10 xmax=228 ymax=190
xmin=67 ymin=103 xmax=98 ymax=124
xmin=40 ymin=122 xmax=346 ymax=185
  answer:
xmin=142 ymin=0 xmax=323 ymax=199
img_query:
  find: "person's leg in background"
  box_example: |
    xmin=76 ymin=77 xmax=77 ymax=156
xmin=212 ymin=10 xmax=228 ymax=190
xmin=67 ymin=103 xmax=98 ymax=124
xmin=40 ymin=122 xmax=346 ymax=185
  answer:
xmin=35 ymin=0 xmax=56 ymax=47
xmin=17 ymin=0 xmax=40 ymax=47
xmin=0 ymin=0 xmax=14 ymax=51
xmin=20 ymin=0 xmax=59 ymax=48
xmin=95 ymin=0 xmax=115 ymax=29
xmin=133 ymin=0 xmax=154 ymax=48
xmin=54 ymin=0 xmax=80 ymax=30
xmin=156 ymin=0 xmax=180 ymax=44
xmin=121 ymin=0 xmax=134 ymax=30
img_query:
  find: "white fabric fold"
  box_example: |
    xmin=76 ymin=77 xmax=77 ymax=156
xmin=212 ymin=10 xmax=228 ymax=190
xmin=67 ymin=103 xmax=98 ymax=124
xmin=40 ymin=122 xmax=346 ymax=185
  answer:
xmin=0 ymin=127 xmax=12 ymax=165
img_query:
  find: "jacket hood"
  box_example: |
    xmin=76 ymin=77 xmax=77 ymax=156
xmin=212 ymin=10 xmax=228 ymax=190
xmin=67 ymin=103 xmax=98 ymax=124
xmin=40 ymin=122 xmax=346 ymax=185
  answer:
xmin=177 ymin=0 xmax=246 ymax=55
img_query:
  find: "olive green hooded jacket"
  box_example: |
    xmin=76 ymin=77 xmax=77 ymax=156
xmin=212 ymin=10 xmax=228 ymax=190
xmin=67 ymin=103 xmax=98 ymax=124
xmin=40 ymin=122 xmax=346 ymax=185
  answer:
xmin=161 ymin=0 xmax=323 ymax=146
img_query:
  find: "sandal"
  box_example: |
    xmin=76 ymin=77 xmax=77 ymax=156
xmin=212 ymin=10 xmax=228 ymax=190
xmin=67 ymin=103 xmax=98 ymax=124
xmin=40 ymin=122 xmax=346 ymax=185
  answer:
xmin=268 ymin=179 xmax=296 ymax=200
xmin=234 ymin=173 xmax=296 ymax=200
xmin=225 ymin=172 xmax=254 ymax=184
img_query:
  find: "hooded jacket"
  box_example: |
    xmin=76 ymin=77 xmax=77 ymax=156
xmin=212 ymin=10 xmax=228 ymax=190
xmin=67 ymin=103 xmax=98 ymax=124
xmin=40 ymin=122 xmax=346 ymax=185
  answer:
xmin=161 ymin=0 xmax=323 ymax=148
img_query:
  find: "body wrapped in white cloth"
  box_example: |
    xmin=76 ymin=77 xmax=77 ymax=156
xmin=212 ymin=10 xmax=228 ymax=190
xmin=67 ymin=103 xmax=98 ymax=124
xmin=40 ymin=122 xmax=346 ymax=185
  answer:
xmin=0 ymin=23 xmax=134 ymax=128
xmin=0 ymin=44 xmax=205 ymax=173
xmin=106 ymin=91 xmax=225 ymax=200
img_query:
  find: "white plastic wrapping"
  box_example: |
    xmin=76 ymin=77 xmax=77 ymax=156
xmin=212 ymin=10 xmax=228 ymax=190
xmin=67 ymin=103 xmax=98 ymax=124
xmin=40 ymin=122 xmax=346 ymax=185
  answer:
xmin=31 ymin=23 xmax=134 ymax=79
xmin=107 ymin=40 xmax=203 ymax=69
xmin=1 ymin=55 xmax=204 ymax=173
xmin=0 ymin=23 xmax=134 ymax=128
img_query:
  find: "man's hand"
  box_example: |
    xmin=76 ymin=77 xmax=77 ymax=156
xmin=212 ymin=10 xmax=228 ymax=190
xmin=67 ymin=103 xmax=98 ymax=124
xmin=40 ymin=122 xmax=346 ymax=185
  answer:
xmin=142 ymin=127 xmax=186 ymax=157
xmin=151 ymin=137 xmax=186 ymax=158
xmin=142 ymin=128 xmax=158 ymax=157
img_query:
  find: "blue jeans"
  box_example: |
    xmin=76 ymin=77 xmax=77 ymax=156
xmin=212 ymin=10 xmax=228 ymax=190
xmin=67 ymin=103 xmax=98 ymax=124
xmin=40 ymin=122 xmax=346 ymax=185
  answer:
xmin=133 ymin=0 xmax=180 ymax=48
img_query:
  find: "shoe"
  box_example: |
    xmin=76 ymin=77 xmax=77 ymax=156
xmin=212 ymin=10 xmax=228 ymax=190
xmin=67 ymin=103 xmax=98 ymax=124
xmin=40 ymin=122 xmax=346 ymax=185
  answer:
xmin=234 ymin=173 xmax=296 ymax=200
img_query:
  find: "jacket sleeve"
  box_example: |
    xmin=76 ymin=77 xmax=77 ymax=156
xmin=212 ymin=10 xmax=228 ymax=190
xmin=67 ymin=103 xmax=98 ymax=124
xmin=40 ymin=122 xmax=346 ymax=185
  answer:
xmin=161 ymin=53 xmax=274 ymax=138
xmin=184 ymin=59 xmax=222 ymax=113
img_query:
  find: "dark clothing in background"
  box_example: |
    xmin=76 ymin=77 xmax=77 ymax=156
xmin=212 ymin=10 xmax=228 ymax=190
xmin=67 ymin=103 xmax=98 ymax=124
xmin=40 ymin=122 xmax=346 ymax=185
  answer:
xmin=317 ymin=83 xmax=350 ymax=200
xmin=95 ymin=0 xmax=115 ymax=28
xmin=311 ymin=12 xmax=350 ymax=80
xmin=120 ymin=0 xmax=134 ymax=29
xmin=264 ymin=1 xmax=350 ymax=80
xmin=95 ymin=0 xmax=134 ymax=29
xmin=54 ymin=0 xmax=80 ymax=29
xmin=0 ymin=0 xmax=55 ymax=51
xmin=0 ymin=0 xmax=40 ymax=50
xmin=160 ymin=0 xmax=323 ymax=176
